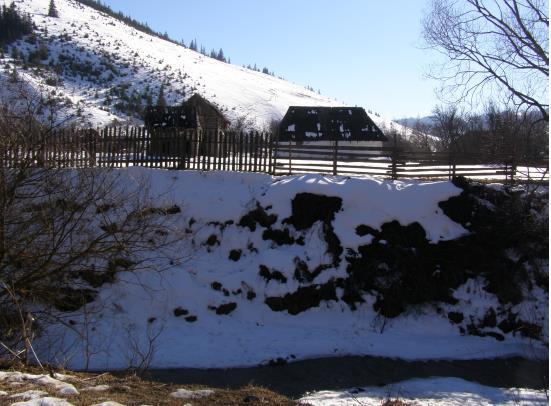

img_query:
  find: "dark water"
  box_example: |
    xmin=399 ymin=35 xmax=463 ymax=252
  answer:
xmin=136 ymin=356 xmax=548 ymax=398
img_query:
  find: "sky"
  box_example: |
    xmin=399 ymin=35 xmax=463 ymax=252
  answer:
xmin=101 ymin=0 xmax=440 ymax=119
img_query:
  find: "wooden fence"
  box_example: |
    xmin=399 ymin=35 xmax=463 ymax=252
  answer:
xmin=273 ymin=141 xmax=549 ymax=182
xmin=1 ymin=127 xmax=274 ymax=173
xmin=1 ymin=126 xmax=548 ymax=182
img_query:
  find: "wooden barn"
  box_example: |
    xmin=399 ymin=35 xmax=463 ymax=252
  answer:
xmin=144 ymin=94 xmax=230 ymax=157
xmin=185 ymin=93 xmax=230 ymax=132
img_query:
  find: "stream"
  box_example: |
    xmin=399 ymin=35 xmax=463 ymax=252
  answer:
xmin=137 ymin=355 xmax=548 ymax=398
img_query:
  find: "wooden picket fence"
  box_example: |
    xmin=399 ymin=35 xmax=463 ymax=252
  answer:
xmin=1 ymin=127 xmax=274 ymax=173
xmin=1 ymin=126 xmax=548 ymax=182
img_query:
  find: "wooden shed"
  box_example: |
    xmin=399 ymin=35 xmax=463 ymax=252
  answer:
xmin=144 ymin=94 xmax=230 ymax=157
xmin=185 ymin=93 xmax=230 ymax=132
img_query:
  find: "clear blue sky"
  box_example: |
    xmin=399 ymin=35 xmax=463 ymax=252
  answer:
xmin=101 ymin=0 xmax=439 ymax=119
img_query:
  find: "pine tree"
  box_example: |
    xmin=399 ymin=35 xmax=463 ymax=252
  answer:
xmin=156 ymin=84 xmax=166 ymax=107
xmin=48 ymin=0 xmax=59 ymax=18
xmin=216 ymin=48 xmax=225 ymax=62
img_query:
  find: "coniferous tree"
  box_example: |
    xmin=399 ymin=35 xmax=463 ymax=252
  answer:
xmin=156 ymin=84 xmax=166 ymax=107
xmin=0 ymin=3 xmax=34 ymax=46
xmin=48 ymin=0 xmax=59 ymax=18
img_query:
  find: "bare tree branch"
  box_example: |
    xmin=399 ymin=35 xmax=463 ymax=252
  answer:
xmin=423 ymin=0 xmax=549 ymax=119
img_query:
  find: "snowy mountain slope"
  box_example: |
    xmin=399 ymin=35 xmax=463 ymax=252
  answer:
xmin=0 ymin=0 xmax=416 ymax=137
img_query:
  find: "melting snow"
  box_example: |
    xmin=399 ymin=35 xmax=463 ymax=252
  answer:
xmin=298 ymin=377 xmax=548 ymax=405
xmin=170 ymin=389 xmax=215 ymax=399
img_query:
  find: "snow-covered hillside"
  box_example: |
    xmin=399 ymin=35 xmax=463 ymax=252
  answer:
xmin=0 ymin=0 xmax=415 ymax=136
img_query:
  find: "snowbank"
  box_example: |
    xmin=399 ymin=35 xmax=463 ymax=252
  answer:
xmin=298 ymin=377 xmax=548 ymax=405
xmin=34 ymin=168 xmax=547 ymax=370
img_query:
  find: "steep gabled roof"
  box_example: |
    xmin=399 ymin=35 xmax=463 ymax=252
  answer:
xmin=186 ymin=94 xmax=230 ymax=126
xmin=279 ymin=106 xmax=387 ymax=142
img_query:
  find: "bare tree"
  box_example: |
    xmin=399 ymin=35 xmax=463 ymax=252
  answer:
xmin=431 ymin=105 xmax=467 ymax=151
xmin=422 ymin=0 xmax=549 ymax=120
xmin=0 ymin=85 xmax=186 ymax=364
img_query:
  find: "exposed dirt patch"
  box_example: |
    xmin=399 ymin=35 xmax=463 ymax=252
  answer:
xmin=259 ymin=265 xmax=288 ymax=283
xmin=265 ymin=280 xmax=338 ymax=315
xmin=283 ymin=193 xmax=342 ymax=230
xmin=238 ymin=203 xmax=277 ymax=232
xmin=228 ymin=249 xmax=242 ymax=261
xmin=210 ymin=302 xmax=237 ymax=315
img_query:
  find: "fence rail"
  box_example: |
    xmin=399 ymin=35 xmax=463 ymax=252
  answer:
xmin=2 ymin=126 xmax=548 ymax=182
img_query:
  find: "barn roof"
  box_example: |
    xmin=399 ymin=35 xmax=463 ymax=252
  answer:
xmin=186 ymin=94 xmax=230 ymax=126
xmin=144 ymin=105 xmax=197 ymax=128
xmin=144 ymin=94 xmax=229 ymax=129
xmin=279 ymin=106 xmax=387 ymax=142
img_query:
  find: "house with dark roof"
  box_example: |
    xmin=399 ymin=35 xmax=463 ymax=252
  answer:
xmin=279 ymin=106 xmax=386 ymax=142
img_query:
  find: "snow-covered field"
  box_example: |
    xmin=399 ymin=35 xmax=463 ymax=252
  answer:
xmin=32 ymin=168 xmax=548 ymax=372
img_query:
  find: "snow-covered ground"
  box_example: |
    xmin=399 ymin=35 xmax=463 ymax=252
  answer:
xmin=298 ymin=377 xmax=548 ymax=405
xmin=0 ymin=0 xmax=415 ymax=139
xmin=33 ymin=168 xmax=547 ymax=371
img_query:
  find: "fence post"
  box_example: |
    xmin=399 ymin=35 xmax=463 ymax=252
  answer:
xmin=333 ymin=139 xmax=338 ymax=176
xmin=269 ymin=132 xmax=276 ymax=175
xmin=391 ymin=133 xmax=398 ymax=180
xmin=449 ymin=137 xmax=457 ymax=180
xmin=509 ymin=154 xmax=517 ymax=183
xmin=288 ymin=139 xmax=292 ymax=175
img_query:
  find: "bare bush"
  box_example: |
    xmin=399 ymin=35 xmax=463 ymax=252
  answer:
xmin=0 ymin=87 xmax=186 ymax=365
